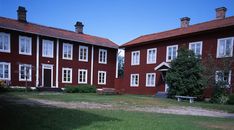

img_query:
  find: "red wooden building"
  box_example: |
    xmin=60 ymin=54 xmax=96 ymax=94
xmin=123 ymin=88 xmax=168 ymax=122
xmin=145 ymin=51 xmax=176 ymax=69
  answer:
xmin=0 ymin=6 xmax=118 ymax=89
xmin=120 ymin=7 xmax=234 ymax=96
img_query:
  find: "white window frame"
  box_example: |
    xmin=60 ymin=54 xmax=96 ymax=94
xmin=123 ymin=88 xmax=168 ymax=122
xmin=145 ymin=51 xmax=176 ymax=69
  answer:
xmin=147 ymin=48 xmax=157 ymax=64
xmin=166 ymin=45 xmax=178 ymax=62
xmin=42 ymin=39 xmax=54 ymax=58
xmin=146 ymin=73 xmax=156 ymax=87
xmin=62 ymin=68 xmax=72 ymax=83
xmin=62 ymin=43 xmax=73 ymax=60
xmin=19 ymin=36 xmax=32 ymax=55
xmin=0 ymin=62 xmax=11 ymax=80
xmin=78 ymin=69 xmax=88 ymax=84
xmin=215 ymin=70 xmax=232 ymax=88
xmin=130 ymin=74 xmax=139 ymax=87
xmin=99 ymin=49 xmax=107 ymax=64
xmin=189 ymin=41 xmax=203 ymax=57
xmin=0 ymin=32 xmax=10 ymax=53
xmin=131 ymin=51 xmax=140 ymax=65
xmin=216 ymin=37 xmax=234 ymax=58
xmin=98 ymin=71 xmax=106 ymax=85
xmin=19 ymin=64 xmax=32 ymax=81
xmin=79 ymin=45 xmax=88 ymax=62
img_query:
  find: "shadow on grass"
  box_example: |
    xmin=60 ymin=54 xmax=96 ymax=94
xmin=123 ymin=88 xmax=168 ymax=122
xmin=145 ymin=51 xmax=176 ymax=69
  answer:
xmin=0 ymin=94 xmax=120 ymax=130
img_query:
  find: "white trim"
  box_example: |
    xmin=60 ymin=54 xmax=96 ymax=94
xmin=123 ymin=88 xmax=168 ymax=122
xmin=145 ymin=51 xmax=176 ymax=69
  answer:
xmin=42 ymin=39 xmax=54 ymax=58
xmin=62 ymin=43 xmax=73 ymax=60
xmin=78 ymin=69 xmax=88 ymax=84
xmin=19 ymin=64 xmax=32 ymax=81
xmin=19 ymin=35 xmax=32 ymax=56
xmin=147 ymin=48 xmax=157 ymax=64
xmin=0 ymin=32 xmax=11 ymax=53
xmin=0 ymin=62 xmax=11 ymax=80
xmin=98 ymin=71 xmax=106 ymax=85
xmin=189 ymin=41 xmax=203 ymax=57
xmin=166 ymin=45 xmax=178 ymax=62
xmin=115 ymin=50 xmax=119 ymax=78
xmin=154 ymin=62 xmax=170 ymax=71
xmin=90 ymin=45 xmax=94 ymax=85
xmin=62 ymin=67 xmax=72 ymax=83
xmin=42 ymin=64 xmax=53 ymax=87
xmin=130 ymin=74 xmax=139 ymax=87
xmin=79 ymin=45 xmax=89 ymax=62
xmin=145 ymin=73 xmax=156 ymax=87
xmin=131 ymin=50 xmax=140 ymax=65
xmin=98 ymin=49 xmax=107 ymax=64
xmin=216 ymin=37 xmax=234 ymax=58
xmin=165 ymin=83 xmax=169 ymax=92
xmin=56 ymin=39 xmax=59 ymax=88
xmin=36 ymin=36 xmax=39 ymax=87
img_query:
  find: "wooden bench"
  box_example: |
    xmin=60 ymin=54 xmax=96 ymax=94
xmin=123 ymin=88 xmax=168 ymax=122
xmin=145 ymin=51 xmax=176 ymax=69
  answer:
xmin=175 ymin=95 xmax=197 ymax=103
xmin=96 ymin=88 xmax=116 ymax=95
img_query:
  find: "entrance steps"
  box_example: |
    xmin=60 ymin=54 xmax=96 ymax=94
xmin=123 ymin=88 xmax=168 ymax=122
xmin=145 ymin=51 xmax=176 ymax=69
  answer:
xmin=154 ymin=92 xmax=168 ymax=98
xmin=36 ymin=87 xmax=62 ymax=92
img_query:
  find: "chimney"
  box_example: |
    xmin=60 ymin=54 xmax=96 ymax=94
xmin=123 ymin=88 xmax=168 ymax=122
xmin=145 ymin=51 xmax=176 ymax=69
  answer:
xmin=17 ymin=6 xmax=27 ymax=22
xmin=180 ymin=17 xmax=190 ymax=28
xmin=215 ymin=7 xmax=227 ymax=19
xmin=74 ymin=21 xmax=84 ymax=34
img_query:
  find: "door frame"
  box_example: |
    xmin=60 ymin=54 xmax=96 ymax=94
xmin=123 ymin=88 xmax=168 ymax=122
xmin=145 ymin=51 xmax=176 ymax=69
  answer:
xmin=165 ymin=83 xmax=169 ymax=92
xmin=42 ymin=64 xmax=54 ymax=88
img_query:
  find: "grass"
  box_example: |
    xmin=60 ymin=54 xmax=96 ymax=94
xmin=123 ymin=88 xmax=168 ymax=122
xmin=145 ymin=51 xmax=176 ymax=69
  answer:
xmin=6 ymin=91 xmax=234 ymax=113
xmin=1 ymin=96 xmax=234 ymax=130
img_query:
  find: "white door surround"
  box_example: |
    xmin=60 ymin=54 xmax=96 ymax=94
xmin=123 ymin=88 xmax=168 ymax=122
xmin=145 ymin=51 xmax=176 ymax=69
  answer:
xmin=42 ymin=64 xmax=54 ymax=88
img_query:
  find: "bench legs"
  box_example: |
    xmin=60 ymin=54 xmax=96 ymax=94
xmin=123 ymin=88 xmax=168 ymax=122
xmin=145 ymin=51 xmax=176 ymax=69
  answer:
xmin=177 ymin=98 xmax=181 ymax=102
xmin=189 ymin=99 xmax=194 ymax=103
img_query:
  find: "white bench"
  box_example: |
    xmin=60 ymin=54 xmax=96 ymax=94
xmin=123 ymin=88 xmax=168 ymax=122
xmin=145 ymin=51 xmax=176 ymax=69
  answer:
xmin=175 ymin=95 xmax=197 ymax=103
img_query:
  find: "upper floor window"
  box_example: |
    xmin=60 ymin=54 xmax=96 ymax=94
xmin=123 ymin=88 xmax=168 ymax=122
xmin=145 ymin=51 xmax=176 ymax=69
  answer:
xmin=166 ymin=45 xmax=178 ymax=62
xmin=63 ymin=43 xmax=73 ymax=60
xmin=215 ymin=70 xmax=232 ymax=88
xmin=0 ymin=32 xmax=10 ymax=53
xmin=189 ymin=41 xmax=202 ymax=57
xmin=42 ymin=40 xmax=54 ymax=58
xmin=0 ymin=62 xmax=10 ymax=80
xmin=217 ymin=37 xmax=233 ymax=58
xmin=147 ymin=48 xmax=157 ymax=64
xmin=146 ymin=73 xmax=156 ymax=87
xmin=19 ymin=64 xmax=32 ymax=81
xmin=99 ymin=49 xmax=107 ymax=64
xmin=79 ymin=46 xmax=88 ymax=62
xmin=131 ymin=51 xmax=140 ymax=65
xmin=62 ymin=68 xmax=72 ymax=83
xmin=78 ymin=69 xmax=87 ymax=84
xmin=19 ymin=36 xmax=32 ymax=55
xmin=130 ymin=74 xmax=139 ymax=87
xmin=98 ymin=71 xmax=106 ymax=85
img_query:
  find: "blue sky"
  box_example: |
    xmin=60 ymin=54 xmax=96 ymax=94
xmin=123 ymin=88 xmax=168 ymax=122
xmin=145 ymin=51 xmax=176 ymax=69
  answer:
xmin=0 ymin=0 xmax=234 ymax=45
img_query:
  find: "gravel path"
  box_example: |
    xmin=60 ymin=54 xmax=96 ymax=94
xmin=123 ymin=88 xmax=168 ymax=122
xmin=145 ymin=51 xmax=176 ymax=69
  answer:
xmin=2 ymin=96 xmax=234 ymax=118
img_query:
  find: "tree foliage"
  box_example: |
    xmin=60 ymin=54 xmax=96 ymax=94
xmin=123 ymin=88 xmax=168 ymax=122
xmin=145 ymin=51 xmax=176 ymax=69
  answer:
xmin=165 ymin=48 xmax=206 ymax=97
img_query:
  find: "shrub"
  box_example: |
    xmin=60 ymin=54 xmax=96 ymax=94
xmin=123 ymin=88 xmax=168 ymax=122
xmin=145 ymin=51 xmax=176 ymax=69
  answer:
xmin=210 ymin=82 xmax=229 ymax=104
xmin=64 ymin=84 xmax=96 ymax=93
xmin=227 ymin=94 xmax=234 ymax=105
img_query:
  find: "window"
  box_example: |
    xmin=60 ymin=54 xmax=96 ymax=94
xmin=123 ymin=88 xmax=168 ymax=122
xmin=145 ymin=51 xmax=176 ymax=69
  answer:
xmin=189 ymin=41 xmax=202 ymax=57
xmin=0 ymin=62 xmax=10 ymax=80
xmin=98 ymin=71 xmax=106 ymax=85
xmin=217 ymin=37 xmax=234 ymax=58
xmin=63 ymin=43 xmax=73 ymax=60
xmin=19 ymin=64 xmax=32 ymax=81
xmin=130 ymin=74 xmax=139 ymax=87
xmin=19 ymin=36 xmax=32 ymax=55
xmin=166 ymin=45 xmax=178 ymax=62
xmin=131 ymin=51 xmax=140 ymax=65
xmin=215 ymin=70 xmax=232 ymax=88
xmin=0 ymin=32 xmax=10 ymax=53
xmin=42 ymin=40 xmax=54 ymax=58
xmin=147 ymin=48 xmax=157 ymax=64
xmin=146 ymin=73 xmax=156 ymax=87
xmin=79 ymin=46 xmax=88 ymax=62
xmin=99 ymin=49 xmax=107 ymax=64
xmin=78 ymin=69 xmax=87 ymax=84
xmin=62 ymin=68 xmax=72 ymax=83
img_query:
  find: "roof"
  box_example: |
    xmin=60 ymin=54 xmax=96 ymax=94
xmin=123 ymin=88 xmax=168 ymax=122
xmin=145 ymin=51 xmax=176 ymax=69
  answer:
xmin=121 ymin=16 xmax=234 ymax=48
xmin=0 ymin=17 xmax=118 ymax=49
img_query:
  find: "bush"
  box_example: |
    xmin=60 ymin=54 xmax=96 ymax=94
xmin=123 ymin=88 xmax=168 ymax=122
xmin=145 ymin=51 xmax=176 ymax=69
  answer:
xmin=228 ymin=94 xmax=234 ymax=105
xmin=210 ymin=83 xmax=229 ymax=104
xmin=64 ymin=84 xmax=96 ymax=93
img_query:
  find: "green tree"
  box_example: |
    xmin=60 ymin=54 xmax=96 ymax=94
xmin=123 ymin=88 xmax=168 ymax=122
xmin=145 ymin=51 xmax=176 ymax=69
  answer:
xmin=165 ymin=48 xmax=206 ymax=97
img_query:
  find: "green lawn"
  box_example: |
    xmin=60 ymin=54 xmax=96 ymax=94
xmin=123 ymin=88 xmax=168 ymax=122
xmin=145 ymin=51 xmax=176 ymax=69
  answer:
xmin=6 ymin=91 xmax=234 ymax=113
xmin=1 ymin=95 xmax=234 ymax=130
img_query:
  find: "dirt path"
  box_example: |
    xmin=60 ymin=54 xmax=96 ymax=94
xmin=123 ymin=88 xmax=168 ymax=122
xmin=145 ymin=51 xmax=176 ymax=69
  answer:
xmin=2 ymin=95 xmax=234 ymax=118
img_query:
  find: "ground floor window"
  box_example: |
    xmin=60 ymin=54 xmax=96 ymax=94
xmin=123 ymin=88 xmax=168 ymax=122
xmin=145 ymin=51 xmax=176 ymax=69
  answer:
xmin=62 ymin=68 xmax=72 ymax=83
xmin=146 ymin=73 xmax=156 ymax=87
xmin=130 ymin=74 xmax=139 ymax=87
xmin=0 ymin=62 xmax=10 ymax=80
xmin=19 ymin=64 xmax=32 ymax=81
xmin=98 ymin=71 xmax=106 ymax=85
xmin=78 ymin=69 xmax=87 ymax=84
xmin=215 ymin=70 xmax=232 ymax=88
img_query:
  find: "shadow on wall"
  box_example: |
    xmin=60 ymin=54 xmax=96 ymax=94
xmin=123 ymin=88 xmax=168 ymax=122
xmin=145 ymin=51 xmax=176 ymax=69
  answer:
xmin=0 ymin=95 xmax=120 ymax=130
